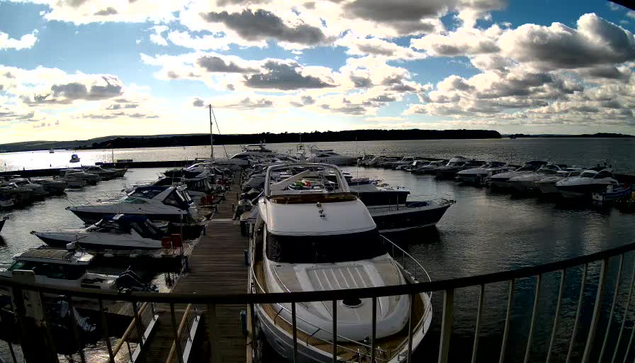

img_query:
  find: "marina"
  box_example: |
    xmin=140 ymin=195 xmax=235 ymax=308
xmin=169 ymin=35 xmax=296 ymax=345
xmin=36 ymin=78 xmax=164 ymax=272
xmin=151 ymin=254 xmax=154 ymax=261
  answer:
xmin=0 ymin=138 xmax=633 ymax=362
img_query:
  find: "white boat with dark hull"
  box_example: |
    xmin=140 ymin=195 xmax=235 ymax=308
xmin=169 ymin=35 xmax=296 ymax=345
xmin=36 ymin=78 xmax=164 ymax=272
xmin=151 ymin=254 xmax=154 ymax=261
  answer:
xmin=487 ymin=161 xmax=548 ymax=189
xmin=0 ymin=247 xmax=116 ymax=290
xmin=32 ymin=215 xmax=164 ymax=250
xmin=508 ymin=164 xmax=567 ymax=193
xmin=306 ymin=147 xmax=356 ymax=165
xmin=411 ymin=160 xmax=446 ymax=175
xmin=535 ymin=169 xmax=582 ymax=194
xmin=250 ymin=163 xmax=433 ymax=363
xmin=67 ymin=185 xmax=201 ymax=238
xmin=367 ymin=199 xmax=454 ymax=233
xmin=556 ymin=168 xmax=619 ymax=199
xmin=456 ymin=161 xmax=511 ymax=185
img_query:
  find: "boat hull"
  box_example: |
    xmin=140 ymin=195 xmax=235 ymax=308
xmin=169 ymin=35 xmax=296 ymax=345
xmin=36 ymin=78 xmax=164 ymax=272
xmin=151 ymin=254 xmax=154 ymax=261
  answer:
xmin=35 ymin=233 xmax=162 ymax=250
xmin=557 ymin=184 xmax=614 ymax=199
xmin=255 ymin=292 xmax=432 ymax=363
xmin=368 ymin=202 xmax=452 ymax=233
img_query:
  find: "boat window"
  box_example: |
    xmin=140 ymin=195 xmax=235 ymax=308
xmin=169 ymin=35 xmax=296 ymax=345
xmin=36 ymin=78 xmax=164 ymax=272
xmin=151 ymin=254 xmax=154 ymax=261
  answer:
xmin=266 ymin=229 xmax=386 ymax=263
xmin=163 ymin=191 xmax=182 ymax=208
xmin=129 ymin=188 xmax=163 ymax=199
xmin=123 ymin=198 xmax=147 ymax=204
xmin=594 ymin=171 xmax=612 ymax=179
xmin=9 ymin=260 xmax=36 ymax=271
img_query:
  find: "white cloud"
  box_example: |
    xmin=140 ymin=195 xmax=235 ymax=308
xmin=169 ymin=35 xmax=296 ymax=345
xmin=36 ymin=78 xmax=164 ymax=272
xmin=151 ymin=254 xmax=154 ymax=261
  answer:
xmin=0 ymin=30 xmax=38 ymax=50
xmin=149 ymin=25 xmax=169 ymax=46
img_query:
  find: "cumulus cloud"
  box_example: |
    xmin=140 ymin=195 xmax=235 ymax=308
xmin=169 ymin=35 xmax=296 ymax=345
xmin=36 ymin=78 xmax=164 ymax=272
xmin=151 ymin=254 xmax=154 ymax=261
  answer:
xmin=192 ymin=95 xmax=275 ymax=109
xmin=197 ymin=55 xmax=259 ymax=73
xmin=149 ymin=25 xmax=169 ymax=46
xmin=0 ymin=30 xmax=38 ymax=51
xmin=200 ymin=9 xmax=329 ymax=46
xmin=411 ymin=25 xmax=501 ymax=56
xmin=22 ymin=75 xmax=125 ymax=105
xmin=34 ymin=0 xmax=184 ymax=24
xmin=336 ymin=34 xmax=426 ymax=60
xmin=243 ymin=60 xmax=336 ymax=90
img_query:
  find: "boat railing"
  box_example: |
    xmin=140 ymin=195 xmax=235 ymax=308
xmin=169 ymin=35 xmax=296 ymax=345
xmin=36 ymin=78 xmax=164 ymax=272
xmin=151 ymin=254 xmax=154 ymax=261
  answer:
xmin=381 ymin=234 xmax=432 ymax=288
xmin=166 ymin=303 xmax=201 ymax=363
xmin=3 ymin=242 xmax=635 ymax=363
xmin=111 ymin=301 xmax=159 ymax=362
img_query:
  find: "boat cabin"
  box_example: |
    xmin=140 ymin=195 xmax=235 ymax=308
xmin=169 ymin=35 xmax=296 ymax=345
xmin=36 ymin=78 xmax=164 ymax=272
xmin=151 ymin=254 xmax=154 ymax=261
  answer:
xmin=7 ymin=248 xmax=93 ymax=281
xmin=126 ymin=185 xmax=193 ymax=209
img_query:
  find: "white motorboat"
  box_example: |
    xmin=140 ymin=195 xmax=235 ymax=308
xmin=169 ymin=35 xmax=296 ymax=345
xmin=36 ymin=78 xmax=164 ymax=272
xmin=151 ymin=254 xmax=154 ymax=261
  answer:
xmin=250 ymin=163 xmax=433 ymax=362
xmin=32 ymin=215 xmax=164 ymax=250
xmin=411 ymin=160 xmax=446 ymax=175
xmin=306 ymin=147 xmax=356 ymax=165
xmin=535 ymin=169 xmax=582 ymax=194
xmin=31 ymin=177 xmax=67 ymax=195
xmin=366 ymin=199 xmax=454 ymax=233
xmin=508 ymin=164 xmax=568 ymax=193
xmin=70 ymin=154 xmax=81 ymax=163
xmin=154 ymin=173 xmax=216 ymax=206
xmin=67 ymin=185 xmax=199 ymax=225
xmin=456 ymin=161 xmax=511 ymax=185
xmin=556 ymin=168 xmax=620 ymax=198
xmin=0 ymin=247 xmax=116 ymax=290
xmin=6 ymin=177 xmax=48 ymax=198
xmin=390 ymin=156 xmax=418 ymax=170
xmin=82 ymin=166 xmax=116 ymax=180
xmin=61 ymin=169 xmax=101 ymax=185
xmin=487 ymin=161 xmax=548 ymax=189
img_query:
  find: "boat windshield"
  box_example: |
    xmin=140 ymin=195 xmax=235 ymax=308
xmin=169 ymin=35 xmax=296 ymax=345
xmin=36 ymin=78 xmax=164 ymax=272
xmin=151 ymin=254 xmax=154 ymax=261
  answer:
xmin=9 ymin=261 xmax=86 ymax=279
xmin=580 ymin=171 xmax=597 ymax=178
xmin=266 ymin=229 xmax=386 ymax=263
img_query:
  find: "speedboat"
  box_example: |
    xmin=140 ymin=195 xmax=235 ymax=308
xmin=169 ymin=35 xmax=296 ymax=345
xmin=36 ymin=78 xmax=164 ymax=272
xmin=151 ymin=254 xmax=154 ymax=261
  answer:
xmin=456 ymin=161 xmax=511 ymax=185
xmin=592 ymin=184 xmax=632 ymax=205
xmin=367 ymin=199 xmax=454 ymax=233
xmin=306 ymin=147 xmax=356 ymax=165
xmin=349 ymin=179 xmax=410 ymax=206
xmin=535 ymin=169 xmax=582 ymax=194
xmin=6 ymin=177 xmax=48 ymax=198
xmin=61 ymin=169 xmax=101 ymax=185
xmin=487 ymin=161 xmax=548 ymax=189
xmin=67 ymin=185 xmax=199 ymax=226
xmin=82 ymin=166 xmax=116 ymax=181
xmin=556 ymin=168 xmax=620 ymax=199
xmin=154 ymin=173 xmax=216 ymax=206
xmin=412 ymin=160 xmax=446 ymax=175
xmin=0 ymin=247 xmax=116 ymax=290
xmin=32 ymin=215 xmax=165 ymax=250
xmin=435 ymin=158 xmax=484 ymax=179
xmin=31 ymin=178 xmax=67 ymax=195
xmin=250 ymin=163 xmax=433 ymax=362
xmin=508 ymin=164 xmax=567 ymax=193
xmin=390 ymin=156 xmax=418 ymax=170
xmin=70 ymin=154 xmax=80 ymax=163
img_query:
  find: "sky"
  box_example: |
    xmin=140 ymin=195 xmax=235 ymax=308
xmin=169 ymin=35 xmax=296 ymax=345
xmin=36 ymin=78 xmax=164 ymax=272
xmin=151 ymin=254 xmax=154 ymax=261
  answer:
xmin=1 ymin=0 xmax=635 ymax=143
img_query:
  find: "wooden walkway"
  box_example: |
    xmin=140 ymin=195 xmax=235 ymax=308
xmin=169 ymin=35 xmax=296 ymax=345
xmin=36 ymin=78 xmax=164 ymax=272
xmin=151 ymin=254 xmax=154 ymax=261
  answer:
xmin=141 ymin=180 xmax=249 ymax=363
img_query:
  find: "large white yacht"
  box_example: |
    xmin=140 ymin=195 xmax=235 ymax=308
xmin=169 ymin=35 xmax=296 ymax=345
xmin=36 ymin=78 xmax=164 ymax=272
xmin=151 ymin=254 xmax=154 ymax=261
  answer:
xmin=556 ymin=168 xmax=620 ymax=198
xmin=250 ymin=163 xmax=432 ymax=362
xmin=305 ymin=147 xmax=356 ymax=165
xmin=487 ymin=161 xmax=548 ymax=189
xmin=535 ymin=168 xmax=582 ymax=194
xmin=507 ymin=164 xmax=567 ymax=193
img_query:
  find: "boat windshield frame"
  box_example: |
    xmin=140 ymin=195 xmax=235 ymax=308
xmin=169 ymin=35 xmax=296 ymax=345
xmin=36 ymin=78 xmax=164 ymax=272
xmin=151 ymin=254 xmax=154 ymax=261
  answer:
xmin=264 ymin=163 xmax=351 ymax=197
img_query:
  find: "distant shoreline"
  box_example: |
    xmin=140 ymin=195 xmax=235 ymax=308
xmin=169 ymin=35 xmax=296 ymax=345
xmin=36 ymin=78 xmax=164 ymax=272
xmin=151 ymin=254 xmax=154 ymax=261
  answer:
xmin=0 ymin=130 xmax=632 ymax=154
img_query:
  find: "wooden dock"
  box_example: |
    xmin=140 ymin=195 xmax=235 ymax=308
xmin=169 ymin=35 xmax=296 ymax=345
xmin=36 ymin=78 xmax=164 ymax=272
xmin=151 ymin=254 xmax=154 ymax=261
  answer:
xmin=140 ymin=179 xmax=249 ymax=363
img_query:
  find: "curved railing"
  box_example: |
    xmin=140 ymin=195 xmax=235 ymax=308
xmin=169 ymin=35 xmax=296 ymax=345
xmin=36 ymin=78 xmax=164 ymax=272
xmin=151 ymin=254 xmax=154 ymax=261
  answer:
xmin=2 ymin=241 xmax=635 ymax=362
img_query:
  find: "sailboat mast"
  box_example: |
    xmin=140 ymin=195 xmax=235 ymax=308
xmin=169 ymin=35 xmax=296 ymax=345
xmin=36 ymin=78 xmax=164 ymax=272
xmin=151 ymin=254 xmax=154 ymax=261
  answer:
xmin=209 ymin=104 xmax=214 ymax=161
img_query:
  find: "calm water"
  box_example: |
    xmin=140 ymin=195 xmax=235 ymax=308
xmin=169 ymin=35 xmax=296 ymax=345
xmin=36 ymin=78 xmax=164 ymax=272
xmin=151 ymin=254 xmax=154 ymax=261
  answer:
xmin=0 ymin=138 xmax=634 ymax=361
xmin=2 ymin=137 xmax=634 ymax=173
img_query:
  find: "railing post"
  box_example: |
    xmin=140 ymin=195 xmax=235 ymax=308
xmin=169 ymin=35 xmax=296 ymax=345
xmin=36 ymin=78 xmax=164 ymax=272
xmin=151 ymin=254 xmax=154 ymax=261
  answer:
xmin=170 ymin=303 xmax=184 ymax=363
xmin=581 ymin=258 xmax=609 ymax=363
xmin=67 ymin=296 xmax=86 ymax=363
xmin=546 ymin=269 xmax=567 ymax=363
xmin=499 ymin=279 xmax=515 ymax=363
xmin=471 ymin=284 xmax=485 ymax=363
xmin=612 ymin=261 xmax=635 ymax=363
xmin=207 ymin=304 xmax=222 ymax=363
xmin=371 ymin=296 xmax=377 ymax=363
xmin=292 ymin=302 xmax=298 ymax=363
xmin=131 ymin=301 xmax=145 ymax=355
xmin=599 ymin=255 xmax=624 ymax=362
xmin=98 ymin=298 xmax=115 ymax=363
xmin=407 ymin=293 xmax=415 ymax=363
xmin=438 ymin=288 xmax=455 ymax=363
xmin=566 ymin=263 xmax=588 ymax=363
xmin=332 ymin=299 xmax=337 ymax=363
xmin=524 ymin=274 xmax=542 ymax=363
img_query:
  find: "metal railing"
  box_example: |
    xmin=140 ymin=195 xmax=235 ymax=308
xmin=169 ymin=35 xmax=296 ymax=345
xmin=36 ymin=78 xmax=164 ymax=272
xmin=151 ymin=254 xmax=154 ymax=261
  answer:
xmin=1 ymin=242 xmax=635 ymax=362
xmin=166 ymin=304 xmax=201 ymax=363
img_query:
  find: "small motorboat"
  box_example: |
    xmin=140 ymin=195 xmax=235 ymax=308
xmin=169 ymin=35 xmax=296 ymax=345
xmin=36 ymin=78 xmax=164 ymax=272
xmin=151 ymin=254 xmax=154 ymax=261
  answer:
xmin=535 ymin=169 xmax=582 ymax=194
xmin=49 ymin=149 xmax=55 ymax=154
xmin=508 ymin=164 xmax=568 ymax=193
xmin=411 ymin=160 xmax=446 ymax=174
xmin=456 ymin=161 xmax=511 ymax=185
xmin=487 ymin=161 xmax=548 ymax=189
xmin=306 ymin=146 xmax=357 ymax=165
xmin=32 ymin=215 xmax=166 ymax=250
xmin=592 ymin=184 xmax=632 ymax=205
xmin=556 ymin=168 xmax=619 ymax=199
xmin=70 ymin=154 xmax=80 ymax=163
xmin=366 ymin=199 xmax=455 ymax=233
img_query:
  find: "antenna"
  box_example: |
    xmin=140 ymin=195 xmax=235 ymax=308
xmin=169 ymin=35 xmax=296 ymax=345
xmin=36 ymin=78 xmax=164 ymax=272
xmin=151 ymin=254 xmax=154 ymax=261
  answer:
xmin=209 ymin=104 xmax=214 ymax=161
